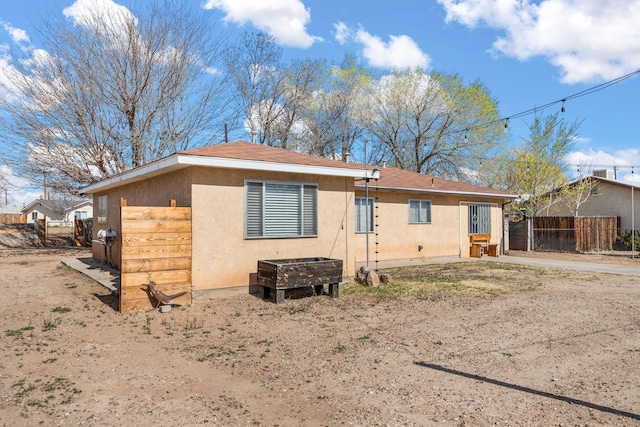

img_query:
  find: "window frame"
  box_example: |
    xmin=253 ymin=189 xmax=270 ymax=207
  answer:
xmin=355 ymin=196 xmax=374 ymax=233
xmin=97 ymin=195 xmax=108 ymax=223
xmin=244 ymin=180 xmax=318 ymax=239
xmin=468 ymin=203 xmax=491 ymax=235
xmin=408 ymin=199 xmax=432 ymax=224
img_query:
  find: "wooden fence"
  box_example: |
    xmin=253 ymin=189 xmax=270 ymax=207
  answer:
xmin=119 ymin=200 xmax=192 ymax=313
xmin=533 ymin=216 xmax=620 ymax=252
xmin=0 ymin=213 xmax=26 ymax=223
xmin=73 ymin=219 xmax=93 ymax=247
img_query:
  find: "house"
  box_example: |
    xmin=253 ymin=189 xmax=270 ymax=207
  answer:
xmin=22 ymin=199 xmax=66 ymax=224
xmin=540 ymin=175 xmax=640 ymax=231
xmin=81 ymin=141 xmax=515 ymax=305
xmin=65 ymin=200 xmax=94 ymax=223
xmin=21 ymin=199 xmax=93 ymax=225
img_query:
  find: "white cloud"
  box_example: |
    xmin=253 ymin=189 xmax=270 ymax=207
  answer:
xmin=63 ymin=0 xmax=137 ymax=30
xmin=566 ymin=148 xmax=640 ymax=182
xmin=333 ymin=22 xmax=429 ymax=69
xmin=0 ymin=165 xmax=40 ymax=207
xmin=355 ymin=28 xmax=430 ymax=70
xmin=202 ymin=0 xmax=321 ymax=49
xmin=1 ymin=21 xmax=30 ymax=44
xmin=334 ymin=21 xmax=351 ymax=45
xmin=437 ymin=0 xmax=640 ymax=84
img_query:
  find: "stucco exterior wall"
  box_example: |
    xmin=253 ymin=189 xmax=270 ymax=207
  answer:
xmin=91 ymin=168 xmax=192 ymax=266
xmin=353 ymin=189 xmax=504 ymax=264
xmin=190 ymin=167 xmax=355 ymax=291
xmin=90 ymin=163 xmax=507 ymax=296
xmin=544 ymin=182 xmax=640 ymax=230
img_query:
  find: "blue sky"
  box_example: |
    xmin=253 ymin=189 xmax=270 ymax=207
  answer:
xmin=2 ymin=0 xmax=640 ymax=204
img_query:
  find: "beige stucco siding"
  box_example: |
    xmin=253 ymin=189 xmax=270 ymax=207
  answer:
xmin=91 ymin=168 xmax=192 ymax=266
xmin=354 ymin=191 xmax=463 ymax=263
xmin=354 ymin=190 xmax=504 ymax=263
xmin=190 ymin=167 xmax=355 ymax=290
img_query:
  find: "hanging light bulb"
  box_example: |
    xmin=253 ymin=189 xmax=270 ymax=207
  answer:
xmin=561 ymin=99 xmax=566 ymax=113
xmin=504 ymin=118 xmax=509 ymax=129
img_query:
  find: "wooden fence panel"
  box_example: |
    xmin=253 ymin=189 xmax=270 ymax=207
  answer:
xmin=533 ymin=216 xmax=620 ymax=252
xmin=575 ymin=217 xmax=620 ymax=252
xmin=120 ymin=205 xmax=191 ymax=313
xmin=0 ymin=213 xmax=26 ymax=223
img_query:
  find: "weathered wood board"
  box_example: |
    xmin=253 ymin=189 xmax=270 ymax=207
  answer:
xmin=257 ymin=257 xmax=343 ymax=303
xmin=120 ymin=206 xmax=192 ymax=313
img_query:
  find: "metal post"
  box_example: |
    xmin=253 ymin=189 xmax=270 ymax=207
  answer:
xmin=365 ymin=177 xmax=369 ymax=269
xmin=632 ymin=186 xmax=635 ymax=258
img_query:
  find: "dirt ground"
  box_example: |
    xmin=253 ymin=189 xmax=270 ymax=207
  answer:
xmin=1 ymin=248 xmax=639 ymax=426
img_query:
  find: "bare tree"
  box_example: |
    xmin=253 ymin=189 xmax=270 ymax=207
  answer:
xmin=0 ymin=2 xmax=230 ymax=194
xmin=224 ymin=31 xmax=287 ymax=145
xmin=560 ymin=175 xmax=598 ymax=217
xmin=358 ymin=69 xmax=505 ymax=178
xmin=300 ymin=54 xmax=369 ymax=160
xmin=0 ymin=166 xmax=11 ymax=206
xmin=272 ymin=58 xmax=325 ymax=150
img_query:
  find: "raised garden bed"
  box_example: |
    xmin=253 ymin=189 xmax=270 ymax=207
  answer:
xmin=257 ymin=257 xmax=343 ymax=303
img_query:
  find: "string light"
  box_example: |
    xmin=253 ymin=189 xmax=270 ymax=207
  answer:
xmin=455 ymin=68 xmax=640 ymax=137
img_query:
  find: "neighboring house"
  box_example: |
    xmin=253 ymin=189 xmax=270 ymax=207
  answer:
xmin=22 ymin=199 xmax=93 ymax=225
xmin=65 ymin=200 xmax=94 ymax=223
xmin=81 ymin=141 xmax=515 ymax=299
xmin=540 ymin=175 xmax=640 ymax=230
xmin=22 ymin=199 xmax=66 ymax=224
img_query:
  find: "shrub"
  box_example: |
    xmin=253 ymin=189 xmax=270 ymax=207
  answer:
xmin=613 ymin=231 xmax=640 ymax=251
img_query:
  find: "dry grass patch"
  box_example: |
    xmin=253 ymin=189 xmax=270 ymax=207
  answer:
xmin=343 ymin=261 xmax=543 ymax=300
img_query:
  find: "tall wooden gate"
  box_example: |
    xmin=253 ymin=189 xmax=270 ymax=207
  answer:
xmin=120 ymin=202 xmax=192 ymax=313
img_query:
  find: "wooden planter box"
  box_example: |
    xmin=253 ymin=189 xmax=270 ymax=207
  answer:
xmin=257 ymin=257 xmax=343 ymax=303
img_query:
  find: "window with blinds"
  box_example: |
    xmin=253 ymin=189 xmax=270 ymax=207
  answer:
xmin=468 ymin=203 xmax=491 ymax=234
xmin=245 ymin=181 xmax=318 ymax=238
xmin=355 ymin=197 xmax=374 ymax=233
xmin=409 ymin=199 xmax=431 ymax=224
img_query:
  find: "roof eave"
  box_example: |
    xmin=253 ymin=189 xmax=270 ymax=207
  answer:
xmin=21 ymin=200 xmax=43 ymax=213
xmin=81 ymin=153 xmax=379 ymax=194
xmin=355 ymin=184 xmax=517 ymax=199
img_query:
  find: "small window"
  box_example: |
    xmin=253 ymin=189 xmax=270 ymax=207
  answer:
xmin=31 ymin=212 xmax=38 ymax=221
xmin=355 ymin=197 xmax=374 ymax=233
xmin=75 ymin=210 xmax=88 ymax=220
xmin=245 ymin=181 xmax=317 ymax=238
xmin=469 ymin=204 xmax=491 ymax=234
xmin=409 ymin=200 xmax=431 ymax=224
xmin=97 ymin=196 xmax=108 ymax=223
